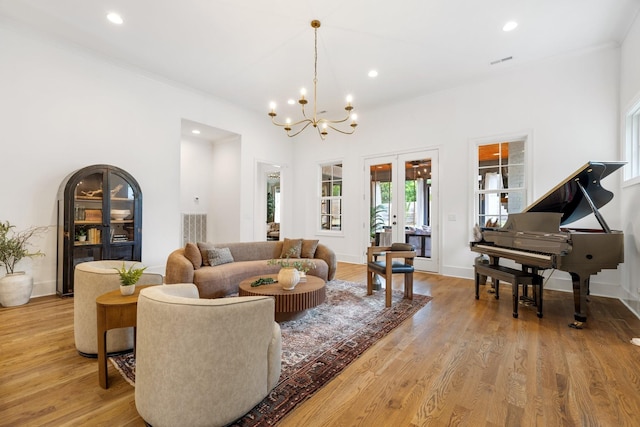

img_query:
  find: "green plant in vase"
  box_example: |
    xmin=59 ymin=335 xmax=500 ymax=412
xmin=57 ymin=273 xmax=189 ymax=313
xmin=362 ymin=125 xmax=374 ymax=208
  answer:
xmin=114 ymin=262 xmax=147 ymax=295
xmin=267 ymin=247 xmax=316 ymax=289
xmin=0 ymin=220 xmax=47 ymax=307
xmin=76 ymin=227 xmax=87 ymax=242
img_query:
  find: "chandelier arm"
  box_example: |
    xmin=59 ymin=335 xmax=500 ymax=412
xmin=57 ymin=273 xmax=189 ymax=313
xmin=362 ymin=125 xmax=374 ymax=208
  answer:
xmin=300 ymin=103 xmax=310 ymax=120
xmin=271 ymin=116 xmax=315 ymax=129
xmin=325 ymin=123 xmax=356 ymax=135
xmin=317 ymin=113 xmax=352 ymax=125
xmin=286 ymin=121 xmax=315 ymax=137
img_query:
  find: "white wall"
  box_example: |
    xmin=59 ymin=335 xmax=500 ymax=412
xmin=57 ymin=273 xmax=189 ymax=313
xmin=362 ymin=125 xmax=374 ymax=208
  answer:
xmin=292 ymin=45 xmax=622 ymax=295
xmin=619 ymin=12 xmax=640 ymax=316
xmin=210 ymin=137 xmax=242 ymax=243
xmin=180 ymin=137 xmax=214 ymax=219
xmin=0 ymin=22 xmax=293 ymax=297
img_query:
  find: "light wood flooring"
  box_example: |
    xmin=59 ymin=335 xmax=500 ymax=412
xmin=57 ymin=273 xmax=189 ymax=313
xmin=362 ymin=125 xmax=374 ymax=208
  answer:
xmin=2 ymin=262 xmax=640 ymax=426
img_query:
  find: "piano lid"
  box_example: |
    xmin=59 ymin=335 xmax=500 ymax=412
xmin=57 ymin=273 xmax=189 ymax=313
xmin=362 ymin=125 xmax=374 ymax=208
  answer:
xmin=524 ymin=161 xmax=626 ymax=226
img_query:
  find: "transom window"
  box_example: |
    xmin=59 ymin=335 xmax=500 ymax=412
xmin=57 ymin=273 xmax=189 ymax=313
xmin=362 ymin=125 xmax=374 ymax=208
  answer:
xmin=320 ymin=162 xmax=342 ymax=232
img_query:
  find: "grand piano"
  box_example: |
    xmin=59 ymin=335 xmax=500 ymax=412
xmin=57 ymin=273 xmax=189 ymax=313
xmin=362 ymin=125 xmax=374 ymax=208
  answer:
xmin=470 ymin=161 xmax=625 ymax=328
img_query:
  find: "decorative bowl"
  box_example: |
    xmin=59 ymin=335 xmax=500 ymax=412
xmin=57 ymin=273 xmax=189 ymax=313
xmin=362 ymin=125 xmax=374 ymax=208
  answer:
xmin=110 ymin=209 xmax=131 ymax=220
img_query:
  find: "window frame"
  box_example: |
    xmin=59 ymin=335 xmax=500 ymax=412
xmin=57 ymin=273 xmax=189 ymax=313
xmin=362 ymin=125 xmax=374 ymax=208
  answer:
xmin=623 ymin=93 xmax=640 ymax=186
xmin=470 ymin=131 xmax=532 ymax=230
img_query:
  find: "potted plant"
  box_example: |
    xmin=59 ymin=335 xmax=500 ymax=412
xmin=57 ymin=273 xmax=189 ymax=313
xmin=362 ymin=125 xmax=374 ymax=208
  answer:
xmin=267 ymin=248 xmax=315 ymax=290
xmin=76 ymin=227 xmax=87 ymax=242
xmin=0 ymin=220 xmax=47 ymax=307
xmin=114 ymin=262 xmax=147 ymax=295
xmin=370 ymin=204 xmax=387 ymax=242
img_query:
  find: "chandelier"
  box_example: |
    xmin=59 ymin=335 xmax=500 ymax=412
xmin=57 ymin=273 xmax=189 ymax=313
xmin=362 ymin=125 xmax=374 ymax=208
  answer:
xmin=268 ymin=20 xmax=358 ymax=140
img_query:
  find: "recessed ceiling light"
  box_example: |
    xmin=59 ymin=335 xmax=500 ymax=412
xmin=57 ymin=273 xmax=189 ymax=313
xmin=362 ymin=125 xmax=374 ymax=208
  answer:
xmin=192 ymin=129 xmax=201 ymax=135
xmin=287 ymin=99 xmax=295 ymax=105
xmin=107 ymin=12 xmax=124 ymax=25
xmin=503 ymin=21 xmax=518 ymax=32
xmin=368 ymin=70 xmax=378 ymax=78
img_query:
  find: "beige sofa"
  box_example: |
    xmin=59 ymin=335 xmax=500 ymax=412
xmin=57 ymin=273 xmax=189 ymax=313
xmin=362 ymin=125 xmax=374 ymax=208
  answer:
xmin=135 ymin=283 xmax=281 ymax=427
xmin=165 ymin=239 xmax=336 ymax=298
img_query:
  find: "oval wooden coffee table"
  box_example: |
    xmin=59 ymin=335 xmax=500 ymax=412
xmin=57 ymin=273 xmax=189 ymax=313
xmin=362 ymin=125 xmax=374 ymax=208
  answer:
xmin=238 ymin=274 xmax=326 ymax=322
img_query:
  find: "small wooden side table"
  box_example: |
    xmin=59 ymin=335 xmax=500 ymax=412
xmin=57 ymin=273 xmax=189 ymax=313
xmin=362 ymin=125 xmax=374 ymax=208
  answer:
xmin=96 ymin=284 xmax=155 ymax=389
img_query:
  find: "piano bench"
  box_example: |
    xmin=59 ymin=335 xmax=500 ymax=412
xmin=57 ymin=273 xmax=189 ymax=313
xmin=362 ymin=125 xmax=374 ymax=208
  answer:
xmin=474 ymin=262 xmax=543 ymax=318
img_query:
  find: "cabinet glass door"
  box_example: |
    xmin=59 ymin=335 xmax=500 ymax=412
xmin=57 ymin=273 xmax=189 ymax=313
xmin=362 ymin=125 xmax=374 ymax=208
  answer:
xmin=107 ymin=171 xmax=138 ymax=260
xmin=74 ymin=172 xmax=104 ymax=246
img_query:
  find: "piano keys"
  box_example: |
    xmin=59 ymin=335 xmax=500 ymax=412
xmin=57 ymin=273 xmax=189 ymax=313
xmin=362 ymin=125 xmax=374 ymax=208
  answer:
xmin=471 ymin=161 xmax=625 ymax=328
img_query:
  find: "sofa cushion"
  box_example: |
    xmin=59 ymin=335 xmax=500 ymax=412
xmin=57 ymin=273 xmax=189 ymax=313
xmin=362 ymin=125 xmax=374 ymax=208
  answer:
xmin=197 ymin=242 xmax=216 ymax=266
xmin=207 ymin=247 xmax=235 ymax=266
xmin=280 ymin=238 xmax=302 ymax=258
xmin=184 ymin=242 xmax=202 ymax=269
xmin=301 ymin=239 xmax=319 ymax=258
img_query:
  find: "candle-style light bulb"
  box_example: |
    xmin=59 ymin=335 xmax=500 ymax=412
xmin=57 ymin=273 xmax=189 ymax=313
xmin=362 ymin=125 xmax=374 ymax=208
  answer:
xmin=345 ymin=94 xmax=354 ymax=111
xmin=299 ymin=88 xmax=308 ymax=105
xmin=268 ymin=102 xmax=277 ymax=117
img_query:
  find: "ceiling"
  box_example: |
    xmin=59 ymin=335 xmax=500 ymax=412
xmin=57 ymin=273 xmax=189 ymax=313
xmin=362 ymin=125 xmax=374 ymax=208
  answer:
xmin=2 ymin=0 xmax=639 ymax=125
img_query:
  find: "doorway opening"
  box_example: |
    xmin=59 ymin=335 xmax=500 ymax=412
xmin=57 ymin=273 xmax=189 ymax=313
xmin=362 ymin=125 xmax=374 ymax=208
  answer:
xmin=266 ymin=170 xmax=281 ymax=240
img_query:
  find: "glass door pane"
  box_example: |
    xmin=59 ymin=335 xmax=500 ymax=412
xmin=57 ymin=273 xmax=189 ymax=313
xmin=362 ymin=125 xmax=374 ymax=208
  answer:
xmin=74 ymin=172 xmax=104 ymax=246
xmin=370 ymin=162 xmax=392 ymax=245
xmin=403 ymin=158 xmax=432 ymax=259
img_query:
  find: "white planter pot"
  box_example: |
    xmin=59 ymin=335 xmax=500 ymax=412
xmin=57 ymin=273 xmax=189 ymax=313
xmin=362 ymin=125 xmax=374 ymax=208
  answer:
xmin=278 ymin=267 xmax=300 ymax=290
xmin=0 ymin=272 xmax=34 ymax=307
xmin=120 ymin=284 xmax=136 ymax=296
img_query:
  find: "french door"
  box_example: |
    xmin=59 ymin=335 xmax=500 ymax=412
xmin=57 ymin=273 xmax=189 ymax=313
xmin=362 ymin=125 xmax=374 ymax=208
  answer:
xmin=364 ymin=149 xmax=439 ymax=272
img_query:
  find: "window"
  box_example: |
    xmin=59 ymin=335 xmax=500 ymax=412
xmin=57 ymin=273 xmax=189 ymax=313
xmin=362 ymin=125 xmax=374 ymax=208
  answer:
xmin=475 ymin=140 xmax=526 ymax=227
xmin=625 ymin=98 xmax=640 ymax=181
xmin=320 ymin=163 xmax=342 ymax=231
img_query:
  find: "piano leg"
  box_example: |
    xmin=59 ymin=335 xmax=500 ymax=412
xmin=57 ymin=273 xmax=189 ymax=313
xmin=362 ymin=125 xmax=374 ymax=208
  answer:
xmin=569 ymin=272 xmax=588 ymax=327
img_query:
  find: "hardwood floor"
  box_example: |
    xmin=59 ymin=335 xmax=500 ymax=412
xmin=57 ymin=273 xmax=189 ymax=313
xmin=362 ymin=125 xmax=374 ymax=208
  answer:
xmin=2 ymin=263 xmax=640 ymax=426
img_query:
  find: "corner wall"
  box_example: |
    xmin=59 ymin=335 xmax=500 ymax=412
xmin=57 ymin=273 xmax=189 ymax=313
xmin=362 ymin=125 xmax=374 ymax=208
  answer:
xmin=619 ymin=12 xmax=640 ymax=316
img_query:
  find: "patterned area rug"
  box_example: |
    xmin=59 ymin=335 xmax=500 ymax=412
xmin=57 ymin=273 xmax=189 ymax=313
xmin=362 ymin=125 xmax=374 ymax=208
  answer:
xmin=110 ymin=280 xmax=431 ymax=425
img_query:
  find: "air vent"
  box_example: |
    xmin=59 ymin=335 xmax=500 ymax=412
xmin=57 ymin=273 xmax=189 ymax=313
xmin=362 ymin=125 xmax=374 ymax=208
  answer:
xmin=490 ymin=56 xmax=513 ymax=65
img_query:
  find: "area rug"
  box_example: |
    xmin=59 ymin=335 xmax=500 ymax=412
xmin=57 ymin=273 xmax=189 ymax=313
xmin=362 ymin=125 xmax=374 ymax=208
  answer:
xmin=110 ymin=280 xmax=431 ymax=425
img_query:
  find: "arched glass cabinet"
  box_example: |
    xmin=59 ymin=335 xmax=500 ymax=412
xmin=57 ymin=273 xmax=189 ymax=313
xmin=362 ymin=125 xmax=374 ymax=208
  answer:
xmin=56 ymin=164 xmax=142 ymax=296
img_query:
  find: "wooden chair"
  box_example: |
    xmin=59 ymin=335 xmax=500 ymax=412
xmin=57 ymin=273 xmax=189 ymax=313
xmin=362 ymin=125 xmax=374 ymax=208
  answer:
xmin=367 ymin=243 xmax=416 ymax=307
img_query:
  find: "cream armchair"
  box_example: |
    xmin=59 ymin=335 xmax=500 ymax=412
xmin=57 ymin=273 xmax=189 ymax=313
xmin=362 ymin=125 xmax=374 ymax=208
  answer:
xmin=135 ymin=284 xmax=282 ymax=427
xmin=73 ymin=260 xmax=163 ymax=357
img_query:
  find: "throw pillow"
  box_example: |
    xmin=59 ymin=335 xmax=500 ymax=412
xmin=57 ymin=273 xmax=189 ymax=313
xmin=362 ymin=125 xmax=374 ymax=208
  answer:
xmin=207 ymin=247 xmax=235 ymax=266
xmin=184 ymin=242 xmax=202 ymax=269
xmin=300 ymin=239 xmax=319 ymax=258
xmin=197 ymin=242 xmax=216 ymax=266
xmin=280 ymin=238 xmax=303 ymax=258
